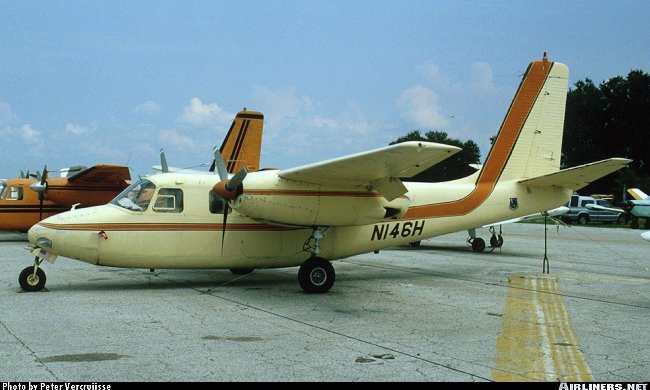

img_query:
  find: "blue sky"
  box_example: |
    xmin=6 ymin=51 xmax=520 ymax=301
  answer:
xmin=2 ymin=1 xmax=649 ymax=179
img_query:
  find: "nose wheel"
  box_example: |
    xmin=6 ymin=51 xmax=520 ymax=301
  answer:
xmin=19 ymin=258 xmax=47 ymax=292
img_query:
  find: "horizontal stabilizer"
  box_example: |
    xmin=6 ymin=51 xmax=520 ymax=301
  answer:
xmin=279 ymin=141 xmax=460 ymax=200
xmin=483 ymin=206 xmax=569 ymax=227
xmin=518 ymin=158 xmax=631 ymax=191
xmin=585 ymin=203 xmax=622 ymax=213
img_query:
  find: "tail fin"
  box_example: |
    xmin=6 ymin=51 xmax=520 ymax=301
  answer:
xmin=627 ymin=188 xmax=648 ymax=200
xmin=219 ymin=108 xmax=264 ymax=173
xmin=479 ymin=54 xmax=568 ymax=184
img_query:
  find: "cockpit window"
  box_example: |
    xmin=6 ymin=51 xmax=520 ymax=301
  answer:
xmin=111 ymin=179 xmax=156 ymax=211
xmin=0 ymin=181 xmax=5 ymax=198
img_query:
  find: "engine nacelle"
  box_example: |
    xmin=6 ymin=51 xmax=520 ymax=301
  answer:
xmin=231 ymin=174 xmax=410 ymax=226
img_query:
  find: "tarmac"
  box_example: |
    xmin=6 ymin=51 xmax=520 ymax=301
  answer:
xmin=0 ymin=223 xmax=648 ymax=382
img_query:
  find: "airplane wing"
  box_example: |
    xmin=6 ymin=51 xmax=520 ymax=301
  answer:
xmin=627 ymin=188 xmax=648 ymax=200
xmin=518 ymin=158 xmax=631 ymax=190
xmin=279 ymin=141 xmax=461 ymax=201
xmin=66 ymin=165 xmax=131 ymax=185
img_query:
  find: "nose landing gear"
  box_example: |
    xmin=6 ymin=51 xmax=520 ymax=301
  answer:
xmin=19 ymin=257 xmax=47 ymax=292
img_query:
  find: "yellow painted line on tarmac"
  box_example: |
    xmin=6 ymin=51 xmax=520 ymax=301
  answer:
xmin=493 ymin=273 xmax=593 ymax=381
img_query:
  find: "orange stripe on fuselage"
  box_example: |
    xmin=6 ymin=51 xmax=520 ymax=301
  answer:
xmin=403 ymin=60 xmax=553 ymax=219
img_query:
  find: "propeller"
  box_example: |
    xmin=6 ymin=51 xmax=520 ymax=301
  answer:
xmin=159 ymin=149 xmax=169 ymax=173
xmin=210 ymin=145 xmax=248 ymax=253
xmin=29 ymin=165 xmax=48 ymax=220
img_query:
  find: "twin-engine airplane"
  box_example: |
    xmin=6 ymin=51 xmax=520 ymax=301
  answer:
xmin=586 ymin=188 xmax=650 ymax=229
xmin=0 ymin=165 xmax=131 ymax=233
xmin=22 ymin=55 xmax=631 ymax=293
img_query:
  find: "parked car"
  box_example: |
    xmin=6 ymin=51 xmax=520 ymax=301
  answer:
xmin=559 ymin=195 xmax=625 ymax=225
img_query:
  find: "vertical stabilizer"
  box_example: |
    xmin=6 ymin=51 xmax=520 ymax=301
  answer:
xmin=627 ymin=188 xmax=648 ymax=200
xmin=481 ymin=54 xmax=569 ymax=183
xmin=219 ymin=109 xmax=264 ymax=173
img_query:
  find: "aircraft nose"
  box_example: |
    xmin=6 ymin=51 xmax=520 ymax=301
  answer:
xmin=28 ymin=222 xmax=55 ymax=250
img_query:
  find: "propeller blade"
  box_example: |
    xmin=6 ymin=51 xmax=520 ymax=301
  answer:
xmin=160 ymin=149 xmax=169 ymax=173
xmin=220 ymin=203 xmax=229 ymax=255
xmin=212 ymin=145 xmax=228 ymax=180
xmin=38 ymin=193 xmax=43 ymax=221
xmin=226 ymin=167 xmax=248 ymax=191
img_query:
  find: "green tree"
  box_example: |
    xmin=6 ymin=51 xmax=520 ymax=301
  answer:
xmin=563 ymin=70 xmax=650 ymax=202
xmin=390 ymin=130 xmax=480 ymax=182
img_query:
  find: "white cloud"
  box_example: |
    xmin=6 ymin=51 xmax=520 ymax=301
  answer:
xmin=134 ymin=100 xmax=161 ymax=114
xmin=251 ymin=86 xmax=314 ymax=129
xmin=21 ymin=124 xmax=41 ymax=143
xmin=471 ymin=62 xmax=497 ymax=92
xmin=65 ymin=123 xmax=95 ymax=135
xmin=178 ymin=97 xmax=232 ymax=126
xmin=417 ymin=60 xmax=449 ymax=86
xmin=158 ymin=128 xmax=196 ymax=149
xmin=0 ymin=102 xmax=18 ymax=125
xmin=396 ymin=84 xmax=449 ymax=129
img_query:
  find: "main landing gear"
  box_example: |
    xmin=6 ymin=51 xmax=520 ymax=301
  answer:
xmin=467 ymin=226 xmax=504 ymax=253
xmin=19 ymin=257 xmax=47 ymax=292
xmin=299 ymin=227 xmax=335 ymax=293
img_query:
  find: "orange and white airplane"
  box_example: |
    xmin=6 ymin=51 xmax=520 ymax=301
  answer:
xmin=22 ymin=55 xmax=631 ymax=293
xmin=0 ymin=165 xmax=131 ymax=233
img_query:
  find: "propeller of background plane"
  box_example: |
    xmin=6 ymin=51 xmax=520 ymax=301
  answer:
xmin=29 ymin=165 xmax=48 ymax=220
xmin=209 ymin=146 xmax=248 ymax=253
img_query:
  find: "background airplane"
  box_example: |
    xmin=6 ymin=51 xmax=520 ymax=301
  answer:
xmin=0 ymin=165 xmax=131 ymax=232
xmin=21 ymin=55 xmax=632 ymax=293
xmin=585 ymin=188 xmax=650 ymax=229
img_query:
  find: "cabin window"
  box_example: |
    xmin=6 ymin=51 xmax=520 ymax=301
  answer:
xmin=5 ymin=186 xmax=23 ymax=200
xmin=111 ymin=179 xmax=156 ymax=211
xmin=209 ymin=191 xmax=230 ymax=214
xmin=153 ymin=188 xmax=184 ymax=213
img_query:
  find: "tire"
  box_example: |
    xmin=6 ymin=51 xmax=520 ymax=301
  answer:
xmin=577 ymin=214 xmax=589 ymax=225
xmin=408 ymin=241 xmax=421 ymax=247
xmin=298 ymin=257 xmax=335 ymax=293
xmin=490 ymin=235 xmax=504 ymax=248
xmin=229 ymin=268 xmax=254 ymax=275
xmin=631 ymin=220 xmax=639 ymax=229
xmin=19 ymin=266 xmax=46 ymax=292
xmin=471 ymin=237 xmax=485 ymax=252
xmin=645 ymin=219 xmax=650 ymax=229
xmin=616 ymin=214 xmax=625 ymax=225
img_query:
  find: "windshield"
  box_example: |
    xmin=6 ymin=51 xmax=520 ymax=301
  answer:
xmin=111 ymin=179 xmax=156 ymax=211
xmin=0 ymin=180 xmax=5 ymax=198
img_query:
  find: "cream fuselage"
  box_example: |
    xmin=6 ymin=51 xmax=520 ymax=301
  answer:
xmin=27 ymin=170 xmax=571 ymax=270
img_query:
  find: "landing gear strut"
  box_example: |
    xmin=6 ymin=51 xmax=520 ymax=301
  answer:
xmin=19 ymin=257 xmax=47 ymax=292
xmin=467 ymin=227 xmax=503 ymax=253
xmin=299 ymin=227 xmax=335 ymax=293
